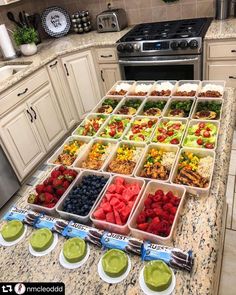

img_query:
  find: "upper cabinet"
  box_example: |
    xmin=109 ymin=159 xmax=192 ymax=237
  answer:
xmin=61 ymin=50 xmax=101 ymax=116
xmin=204 ymin=40 xmax=236 ymax=87
xmin=0 ymin=0 xmax=19 ymax=5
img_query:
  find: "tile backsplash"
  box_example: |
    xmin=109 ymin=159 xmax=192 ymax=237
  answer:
xmin=0 ymin=0 xmax=215 ymax=33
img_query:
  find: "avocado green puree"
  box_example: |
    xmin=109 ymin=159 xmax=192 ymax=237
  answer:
xmin=30 ymin=228 xmax=53 ymax=252
xmin=1 ymin=220 xmax=24 ymax=242
xmin=144 ymin=261 xmax=172 ymax=292
xmin=102 ymin=249 xmax=128 ymax=278
xmin=63 ymin=237 xmax=87 ymax=263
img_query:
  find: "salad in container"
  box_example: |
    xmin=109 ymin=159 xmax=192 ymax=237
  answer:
xmin=116 ymin=98 xmax=143 ymax=115
xmin=74 ymin=115 xmax=107 ymax=137
xmin=98 ymin=116 xmax=131 ymax=140
xmin=165 ymin=99 xmax=194 ymax=118
xmin=96 ymin=98 xmax=121 ymax=114
xmin=139 ymin=99 xmax=167 ymax=117
xmin=192 ymin=100 xmax=222 ymax=120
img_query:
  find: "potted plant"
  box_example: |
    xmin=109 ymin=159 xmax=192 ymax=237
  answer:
xmin=13 ymin=27 xmax=38 ymax=56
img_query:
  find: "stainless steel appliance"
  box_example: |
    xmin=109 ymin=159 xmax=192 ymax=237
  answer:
xmin=97 ymin=8 xmax=127 ymax=32
xmin=216 ymin=0 xmax=231 ymax=20
xmin=116 ymin=18 xmax=212 ymax=80
xmin=0 ymin=146 xmax=20 ymax=208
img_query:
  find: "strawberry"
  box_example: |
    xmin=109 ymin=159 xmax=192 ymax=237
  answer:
xmin=53 ymin=178 xmax=63 ymax=188
xmin=56 ymin=188 xmax=66 ymax=196
xmin=137 ymin=223 xmax=149 ymax=231
xmin=28 ymin=193 xmax=37 ymax=204
xmin=63 ymin=169 xmax=77 ymax=181
xmin=45 ymin=203 xmax=56 ymax=208
xmin=43 ymin=178 xmax=51 ymax=186
xmin=45 ymin=185 xmax=53 ymax=193
xmin=44 ymin=193 xmax=54 ymax=203
xmin=36 ymin=184 xmax=45 ymax=194
xmin=51 ymin=170 xmax=62 ymax=179
xmin=62 ymin=180 xmax=70 ymax=189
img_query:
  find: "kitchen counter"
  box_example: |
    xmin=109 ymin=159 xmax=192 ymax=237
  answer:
xmin=205 ymin=18 xmax=236 ymax=40
xmin=0 ymin=87 xmax=235 ymax=295
xmin=0 ymin=28 xmax=130 ymax=94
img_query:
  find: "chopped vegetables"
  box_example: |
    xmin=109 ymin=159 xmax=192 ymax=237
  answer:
xmin=97 ymin=98 xmax=120 ymax=114
xmin=124 ymin=118 xmax=157 ymax=142
xmin=99 ymin=116 xmax=131 ymax=139
xmin=142 ymin=100 xmax=167 ymax=116
xmin=167 ymin=100 xmax=193 ymax=117
xmin=193 ymin=101 xmax=222 ymax=120
xmin=117 ymin=99 xmax=142 ymax=115
xmin=76 ymin=115 xmax=107 ymax=136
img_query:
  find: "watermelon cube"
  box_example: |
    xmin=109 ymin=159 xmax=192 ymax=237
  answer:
xmin=114 ymin=177 xmax=125 ymax=185
xmin=101 ymin=202 xmax=112 ymax=213
xmin=107 ymin=184 xmax=116 ymax=193
xmin=120 ymin=207 xmax=131 ymax=224
xmin=110 ymin=197 xmax=120 ymax=207
xmin=106 ymin=212 xmax=115 ymax=224
xmin=93 ymin=208 xmax=106 ymax=220
xmin=113 ymin=209 xmax=122 ymax=225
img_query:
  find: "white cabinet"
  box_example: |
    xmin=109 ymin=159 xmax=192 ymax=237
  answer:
xmin=0 ymin=103 xmax=45 ymax=179
xmin=99 ymin=63 xmax=121 ymax=94
xmin=0 ymin=0 xmax=19 ymax=5
xmin=61 ymin=50 xmax=101 ymax=116
xmin=47 ymin=59 xmax=78 ymax=129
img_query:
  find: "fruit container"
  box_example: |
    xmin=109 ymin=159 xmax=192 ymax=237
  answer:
xmin=106 ymin=80 xmax=135 ymax=96
xmin=92 ymin=96 xmax=125 ymax=114
xmin=163 ymin=97 xmax=196 ymax=119
xmin=123 ymin=116 xmax=158 ymax=143
xmin=103 ymin=140 xmax=147 ymax=177
xmin=27 ymin=166 xmax=80 ymax=215
xmin=128 ymin=181 xmax=186 ymax=244
xmin=197 ymin=80 xmax=226 ymax=99
xmin=73 ymin=138 xmax=118 ymax=171
xmin=96 ymin=114 xmax=132 ymax=141
xmin=170 ymin=147 xmax=216 ymax=196
xmin=47 ymin=136 xmax=91 ymax=167
xmin=191 ymin=98 xmax=223 ymax=121
xmin=182 ymin=120 xmax=220 ymax=151
xmin=134 ymin=143 xmax=179 ymax=183
xmin=90 ymin=175 xmax=146 ymax=235
xmin=56 ymin=170 xmax=111 ymax=223
xmin=137 ymin=96 xmax=169 ymax=117
xmin=149 ymin=80 xmax=177 ymax=97
xmin=127 ymin=81 xmax=155 ymax=97
xmin=72 ymin=113 xmax=109 ymax=138
xmin=172 ymin=80 xmax=201 ymax=98
xmin=114 ymin=96 xmax=146 ymax=116
xmin=151 ymin=117 xmax=188 ymax=146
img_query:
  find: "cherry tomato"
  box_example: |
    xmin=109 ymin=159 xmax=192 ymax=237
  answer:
xmin=167 ymin=130 xmax=174 ymax=136
xmin=203 ymin=131 xmax=210 ymax=138
xmin=199 ymin=122 xmax=205 ymax=129
xmin=170 ymin=138 xmax=179 ymax=144
xmin=197 ymin=138 xmax=203 ymax=145
xmin=172 ymin=124 xmax=180 ymax=130
xmin=205 ymin=143 xmax=214 ymax=149
xmin=206 ymin=127 xmax=211 ymax=131
xmin=93 ymin=122 xmax=99 ymax=131
xmin=148 ymin=120 xmax=154 ymax=128
xmin=158 ymin=128 xmax=166 ymax=134
xmin=109 ymin=129 xmax=116 ymax=137
xmin=195 ymin=129 xmax=201 ymax=136
xmin=157 ymin=135 xmax=166 ymax=142
xmin=139 ymin=134 xmax=145 ymax=140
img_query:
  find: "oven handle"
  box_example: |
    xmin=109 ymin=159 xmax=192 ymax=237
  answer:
xmin=118 ymin=57 xmax=199 ymax=66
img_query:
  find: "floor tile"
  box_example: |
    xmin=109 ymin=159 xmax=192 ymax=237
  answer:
xmin=225 ymin=175 xmax=235 ymax=229
xmin=219 ymin=229 xmax=236 ymax=295
xmin=232 ymin=131 xmax=236 ymax=150
xmin=228 ymin=150 xmax=236 ymax=175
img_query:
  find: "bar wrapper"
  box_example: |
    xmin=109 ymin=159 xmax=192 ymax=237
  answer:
xmin=101 ymin=232 xmax=143 ymax=255
xmin=62 ymin=221 xmax=103 ymax=247
xmin=141 ymin=241 xmax=194 ymax=272
xmin=3 ymin=206 xmax=40 ymax=226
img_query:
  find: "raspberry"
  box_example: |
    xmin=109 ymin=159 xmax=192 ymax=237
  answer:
xmin=144 ymin=197 xmax=153 ymax=209
xmin=169 ymin=214 xmax=175 ymax=224
xmin=136 ymin=212 xmax=146 ymax=224
xmin=152 ymin=216 xmax=160 ymax=224
xmin=137 ymin=223 xmax=149 ymax=231
xmin=163 ymin=203 xmax=173 ymax=213
xmin=145 ymin=209 xmax=156 ymax=218
xmin=166 ymin=191 xmax=174 ymax=199
xmin=152 ymin=194 xmax=162 ymax=202
xmin=160 ymin=211 xmax=170 ymax=221
xmin=151 ymin=202 xmax=161 ymax=209
xmin=155 ymin=189 xmax=164 ymax=198
xmin=170 ymin=207 xmax=177 ymax=215
xmin=153 ymin=208 xmax=163 ymax=216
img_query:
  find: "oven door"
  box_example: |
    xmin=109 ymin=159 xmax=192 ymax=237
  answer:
xmin=118 ymin=55 xmax=202 ymax=81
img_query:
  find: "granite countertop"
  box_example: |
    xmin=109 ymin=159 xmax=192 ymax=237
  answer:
xmin=205 ymin=18 xmax=236 ymax=40
xmin=0 ymin=88 xmax=235 ymax=295
xmin=0 ymin=28 xmax=130 ymax=94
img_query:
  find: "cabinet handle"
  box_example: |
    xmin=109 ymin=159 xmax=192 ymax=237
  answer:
xmin=17 ymin=88 xmax=28 ymax=96
xmin=26 ymin=109 xmax=33 ymax=123
xmin=100 ymin=54 xmax=112 ymax=58
xmin=30 ymin=106 xmax=37 ymax=119
xmin=49 ymin=60 xmax=58 ymax=68
xmin=100 ymin=70 xmax=105 ymax=82
xmin=229 ymin=76 xmax=236 ymax=79
xmin=231 ymin=50 xmax=236 ymax=53
xmin=64 ymin=63 xmax=69 ymax=76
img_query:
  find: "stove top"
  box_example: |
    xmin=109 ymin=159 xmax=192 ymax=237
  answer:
xmin=117 ymin=18 xmax=212 ymax=57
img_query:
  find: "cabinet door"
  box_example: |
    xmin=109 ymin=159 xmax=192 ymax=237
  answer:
xmin=207 ymin=63 xmax=236 ymax=87
xmin=99 ymin=63 xmax=121 ymax=95
xmin=0 ymin=103 xmax=45 ymax=180
xmin=28 ymin=83 xmax=66 ymax=151
xmin=47 ymin=60 xmax=78 ymax=129
xmin=61 ymin=50 xmax=101 ymax=116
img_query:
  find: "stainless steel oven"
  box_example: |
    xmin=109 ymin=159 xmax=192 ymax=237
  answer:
xmin=119 ymin=55 xmax=202 ymax=81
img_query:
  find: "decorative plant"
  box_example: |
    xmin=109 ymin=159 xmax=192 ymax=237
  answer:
xmin=13 ymin=27 xmax=38 ymax=46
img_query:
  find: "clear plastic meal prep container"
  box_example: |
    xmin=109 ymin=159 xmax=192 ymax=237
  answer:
xmin=172 ymin=80 xmax=201 ymax=98
xmin=90 ymin=175 xmax=146 ymax=235
xmin=150 ymin=117 xmax=188 ymax=146
xmin=149 ymin=80 xmax=177 ymax=97
xmin=114 ymin=96 xmax=146 ymax=116
xmin=197 ymin=80 xmax=226 ymax=99
xmin=73 ymin=138 xmax=118 ymax=171
xmin=170 ymin=147 xmax=216 ymax=196
xmin=106 ymin=80 xmax=135 ymax=96
xmin=134 ymin=143 xmax=179 ymax=183
xmin=163 ymin=96 xmax=196 ymax=119
xmin=127 ymin=81 xmax=155 ymax=97
xmin=128 ymin=181 xmax=186 ymax=244
xmin=56 ymin=170 xmax=111 ymax=223
xmin=71 ymin=113 xmax=109 ymax=138
xmin=190 ymin=98 xmax=223 ymax=121
xmin=27 ymin=166 xmax=81 ymax=215
xmin=91 ymin=96 xmax=125 ymax=114
xmin=182 ymin=119 xmax=220 ymax=151
xmin=137 ymin=96 xmax=169 ymax=117
xmin=47 ymin=136 xmax=91 ymax=167
xmin=96 ymin=114 xmax=132 ymax=142
xmin=102 ymin=140 xmax=147 ymax=177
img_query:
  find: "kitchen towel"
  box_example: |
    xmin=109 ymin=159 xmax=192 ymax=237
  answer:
xmin=0 ymin=24 xmax=16 ymax=59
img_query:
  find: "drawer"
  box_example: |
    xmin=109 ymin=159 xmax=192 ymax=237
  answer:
xmin=207 ymin=41 xmax=236 ymax=60
xmin=0 ymin=68 xmax=49 ymax=116
xmin=207 ymin=63 xmax=236 ymax=87
xmin=96 ymin=47 xmax=117 ymax=63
